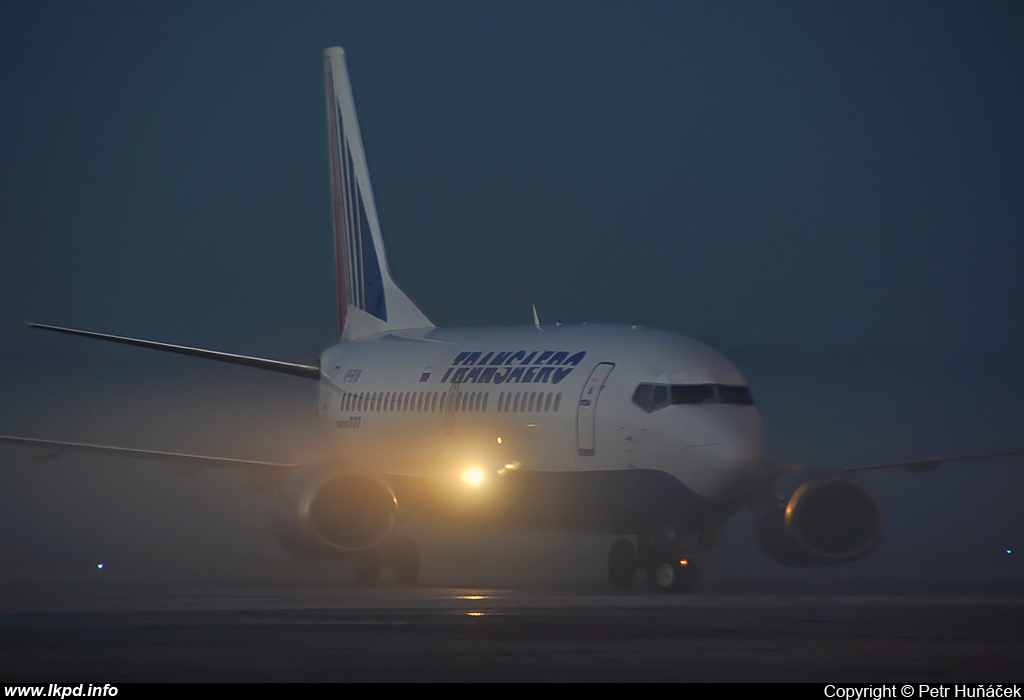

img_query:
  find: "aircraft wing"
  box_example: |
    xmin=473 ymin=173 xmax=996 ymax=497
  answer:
xmin=26 ymin=323 xmax=321 ymax=380
xmin=842 ymin=448 xmax=1024 ymax=473
xmin=745 ymin=448 xmax=1024 ymax=506
xmin=0 ymin=435 xmax=298 ymax=473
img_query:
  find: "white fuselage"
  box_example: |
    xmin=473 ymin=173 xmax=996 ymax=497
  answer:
xmin=317 ymin=324 xmax=763 ymax=506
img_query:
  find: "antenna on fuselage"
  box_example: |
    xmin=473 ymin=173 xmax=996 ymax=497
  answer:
xmin=532 ymin=305 xmax=541 ymax=330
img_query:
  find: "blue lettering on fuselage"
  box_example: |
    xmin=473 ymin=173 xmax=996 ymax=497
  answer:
xmin=439 ymin=350 xmax=586 ymax=385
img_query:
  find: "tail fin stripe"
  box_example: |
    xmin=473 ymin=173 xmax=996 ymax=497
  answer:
xmin=324 ymin=47 xmax=433 ymax=338
xmin=341 ymin=125 xmax=357 ymax=308
xmin=325 ymin=62 xmax=348 ymax=334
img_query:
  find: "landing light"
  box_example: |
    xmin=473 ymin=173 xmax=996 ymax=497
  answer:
xmin=497 ymin=461 xmax=520 ymax=476
xmin=461 ymin=466 xmax=486 ymax=487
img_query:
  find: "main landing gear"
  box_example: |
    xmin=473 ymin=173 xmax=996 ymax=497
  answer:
xmin=606 ymin=532 xmax=700 ymax=593
xmin=608 ymin=538 xmax=637 ymax=590
xmin=353 ymin=535 xmax=420 ymax=586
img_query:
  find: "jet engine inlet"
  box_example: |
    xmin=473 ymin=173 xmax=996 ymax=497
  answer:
xmin=306 ymin=474 xmax=398 ymax=552
xmin=753 ymin=477 xmax=882 ymax=566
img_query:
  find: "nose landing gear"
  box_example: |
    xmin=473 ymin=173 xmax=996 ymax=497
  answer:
xmin=646 ymin=555 xmax=700 ymax=593
xmin=606 ymin=529 xmax=700 ymax=593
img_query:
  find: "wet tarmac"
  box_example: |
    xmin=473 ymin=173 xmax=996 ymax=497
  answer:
xmin=2 ymin=585 xmax=1023 ymax=682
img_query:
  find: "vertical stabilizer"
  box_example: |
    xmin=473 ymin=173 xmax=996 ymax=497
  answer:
xmin=324 ymin=47 xmax=434 ymax=340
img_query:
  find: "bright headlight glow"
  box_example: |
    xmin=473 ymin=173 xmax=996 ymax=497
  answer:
xmin=461 ymin=466 xmax=486 ymax=487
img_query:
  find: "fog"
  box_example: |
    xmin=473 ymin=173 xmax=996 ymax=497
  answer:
xmin=1 ymin=2 xmax=1022 ymax=594
xmin=1 ymin=338 xmax=1021 ymax=593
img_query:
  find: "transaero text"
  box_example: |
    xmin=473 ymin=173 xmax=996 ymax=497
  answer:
xmin=440 ymin=350 xmax=587 ymax=386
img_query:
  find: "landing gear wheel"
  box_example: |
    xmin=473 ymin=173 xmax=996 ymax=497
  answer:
xmin=608 ymin=538 xmax=636 ymax=590
xmin=391 ymin=536 xmax=420 ymax=586
xmin=646 ymin=557 xmax=699 ymax=593
xmin=354 ymin=549 xmax=383 ymax=586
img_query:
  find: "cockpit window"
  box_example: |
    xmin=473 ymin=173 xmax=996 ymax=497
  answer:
xmin=633 ymin=382 xmax=755 ymax=412
xmin=718 ymin=385 xmax=755 ymax=405
xmin=671 ymin=384 xmax=715 ymax=405
xmin=651 ymin=384 xmax=670 ymax=411
xmin=632 ymin=383 xmax=654 ymax=412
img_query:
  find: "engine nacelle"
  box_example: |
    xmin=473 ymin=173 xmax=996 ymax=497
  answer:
xmin=753 ymin=476 xmax=882 ymax=566
xmin=273 ymin=466 xmax=398 ymax=557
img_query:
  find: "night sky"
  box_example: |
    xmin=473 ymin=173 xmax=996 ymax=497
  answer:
xmin=2 ymin=1 xmax=1022 ymax=361
xmin=1 ymin=2 xmax=1023 ymax=584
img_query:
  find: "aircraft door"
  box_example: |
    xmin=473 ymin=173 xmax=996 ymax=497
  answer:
xmin=576 ymin=362 xmax=615 ymax=456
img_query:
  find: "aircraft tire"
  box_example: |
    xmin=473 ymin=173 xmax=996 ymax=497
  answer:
xmin=608 ymin=538 xmax=637 ymax=590
xmin=646 ymin=558 xmax=699 ymax=593
xmin=354 ymin=549 xmax=383 ymax=586
xmin=392 ymin=536 xmax=420 ymax=586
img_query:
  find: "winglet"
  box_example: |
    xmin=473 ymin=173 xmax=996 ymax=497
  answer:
xmin=324 ymin=47 xmax=434 ymax=340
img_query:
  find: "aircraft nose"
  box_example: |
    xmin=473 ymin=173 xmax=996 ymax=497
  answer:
xmin=682 ymin=407 xmax=763 ymax=502
xmin=711 ymin=415 xmax=762 ymax=476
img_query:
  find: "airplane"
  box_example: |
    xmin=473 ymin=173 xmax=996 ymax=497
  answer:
xmin=2 ymin=47 xmax=1022 ymax=592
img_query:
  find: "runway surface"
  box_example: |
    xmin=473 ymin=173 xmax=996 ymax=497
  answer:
xmin=2 ymin=585 xmax=1023 ymax=682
